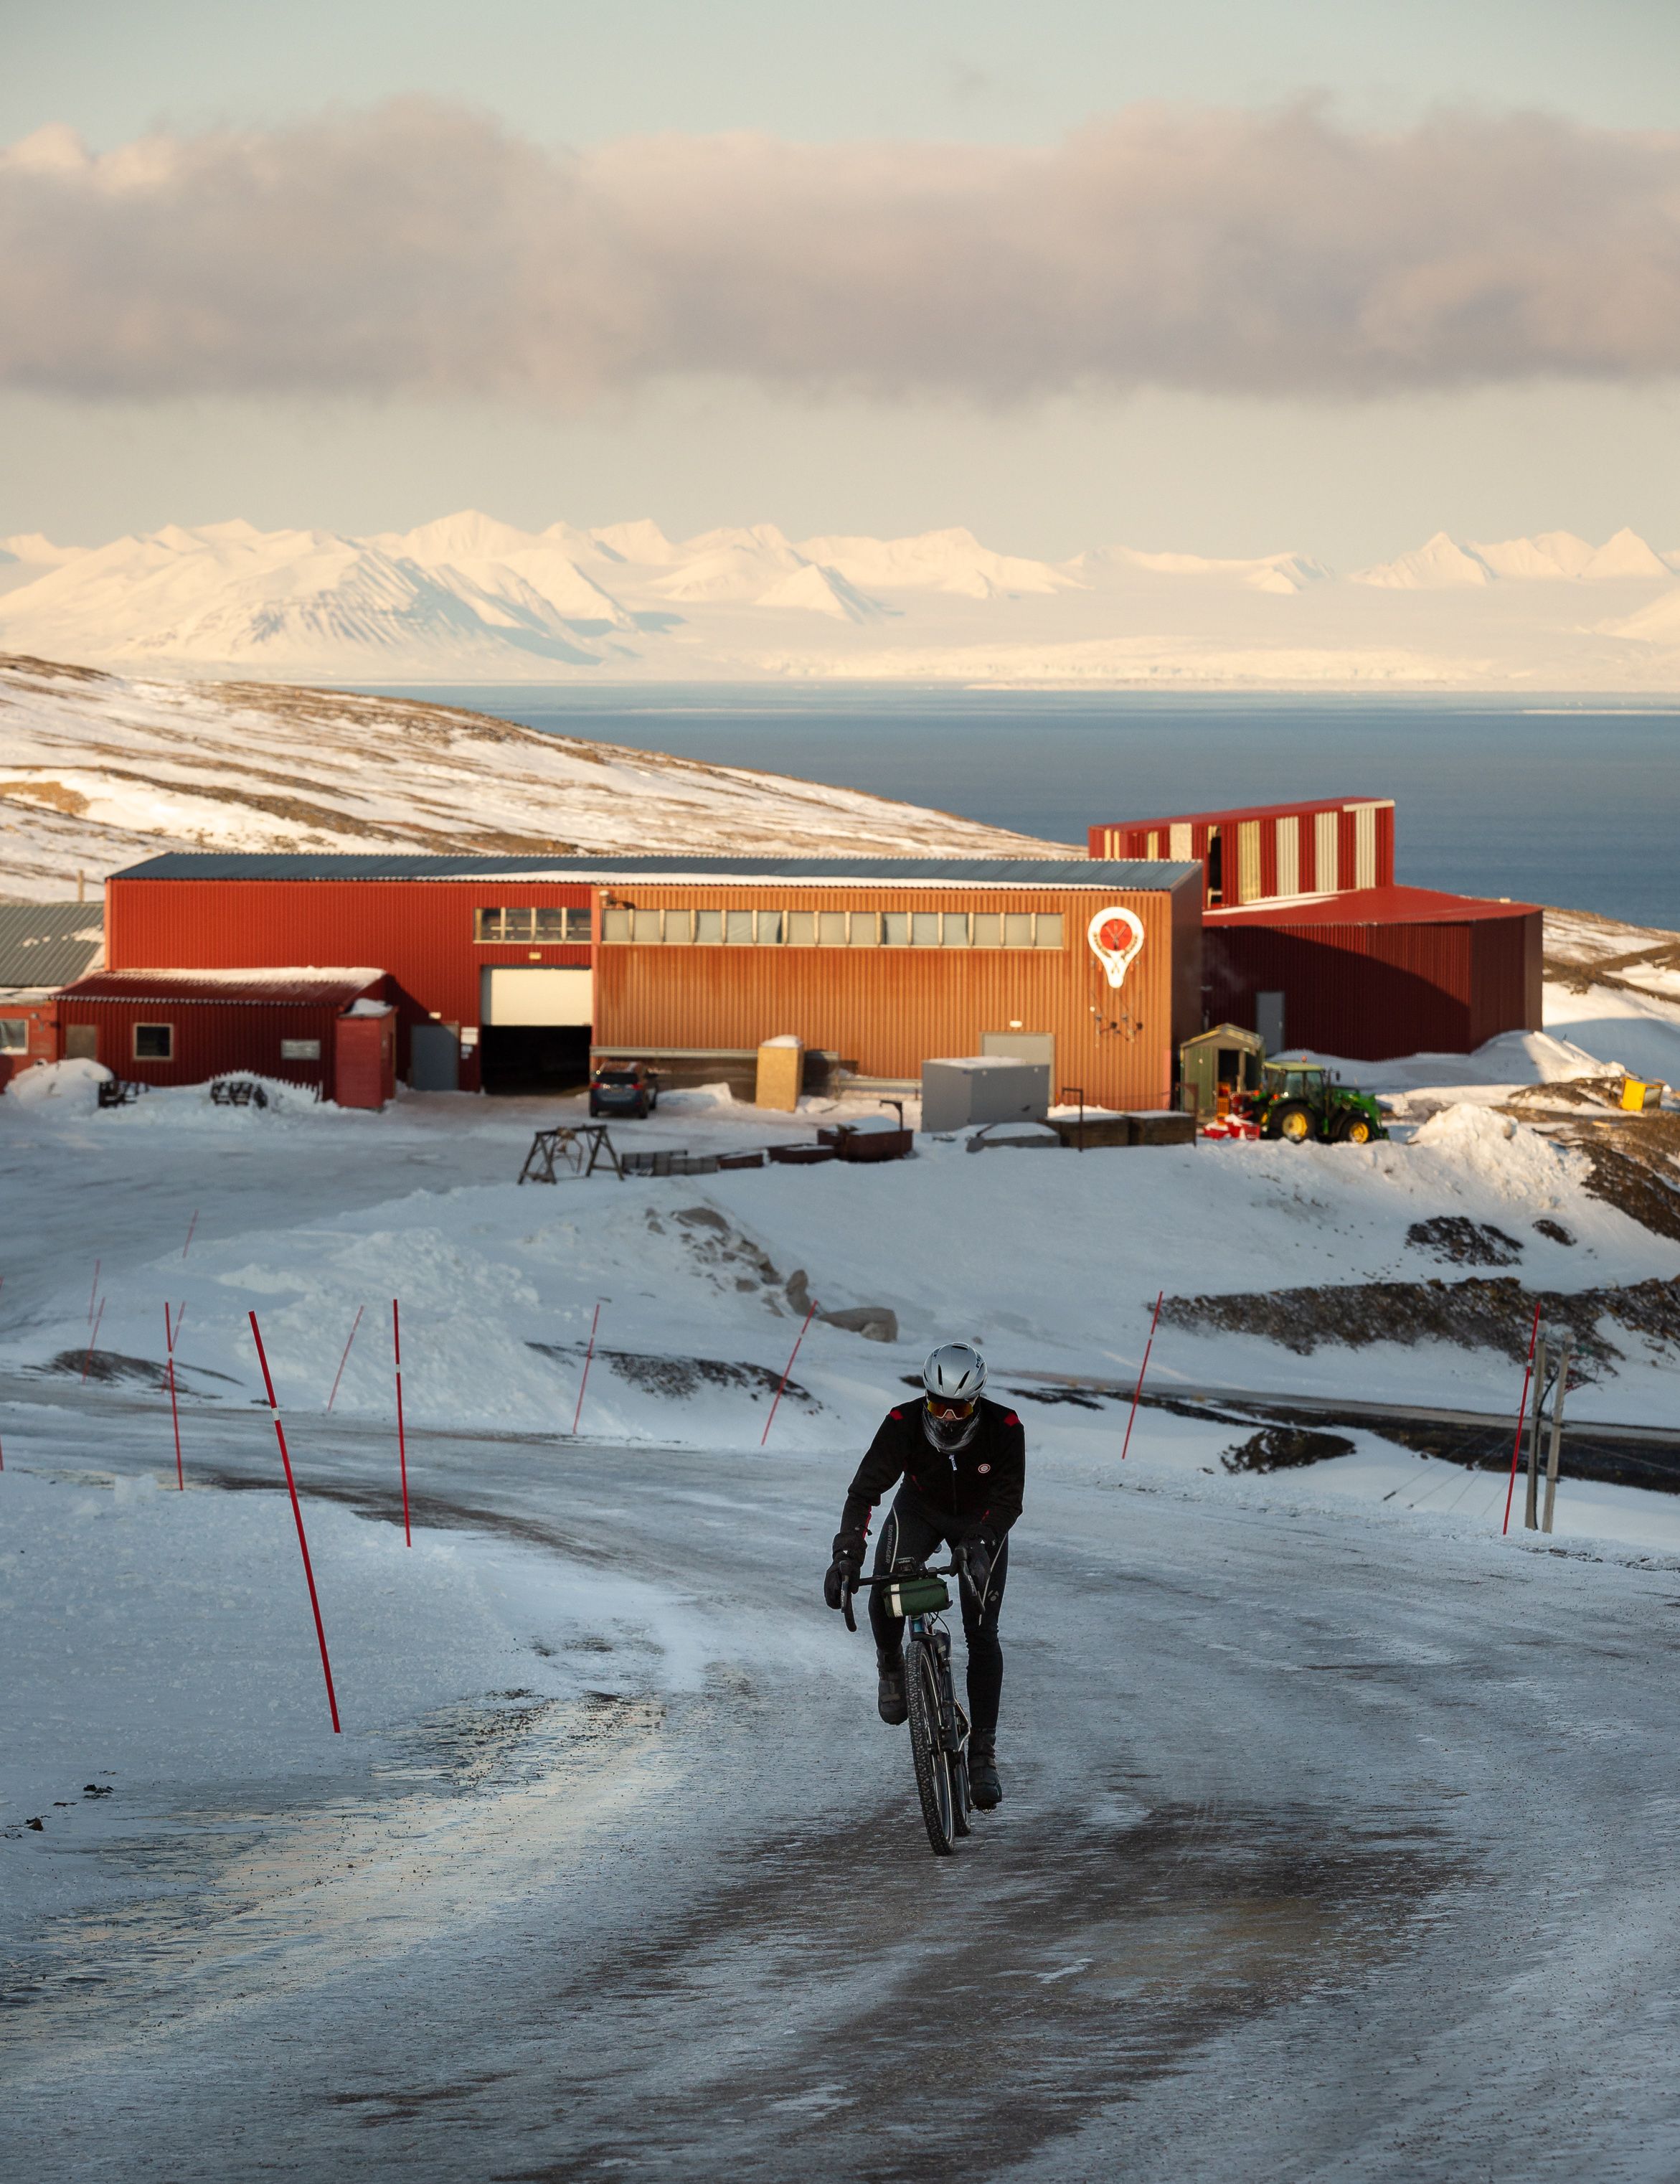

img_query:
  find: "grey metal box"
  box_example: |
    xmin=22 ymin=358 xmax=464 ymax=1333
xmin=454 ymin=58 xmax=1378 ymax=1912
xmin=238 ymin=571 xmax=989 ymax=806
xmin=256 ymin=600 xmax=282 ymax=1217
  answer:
xmin=920 ymin=1057 xmax=1052 ymax=1134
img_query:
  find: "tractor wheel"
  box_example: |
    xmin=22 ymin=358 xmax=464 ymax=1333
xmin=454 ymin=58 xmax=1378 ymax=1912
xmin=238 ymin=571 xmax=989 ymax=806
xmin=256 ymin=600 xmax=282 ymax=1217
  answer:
xmin=1270 ymin=1102 xmax=1313 ymax=1144
xmin=1336 ymin=1110 xmax=1374 ymax=1146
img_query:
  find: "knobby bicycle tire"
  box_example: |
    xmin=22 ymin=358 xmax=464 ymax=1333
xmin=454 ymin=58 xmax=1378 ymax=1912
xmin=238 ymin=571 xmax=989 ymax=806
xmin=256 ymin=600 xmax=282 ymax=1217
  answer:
xmin=905 ymin=1635 xmax=955 ymax=1855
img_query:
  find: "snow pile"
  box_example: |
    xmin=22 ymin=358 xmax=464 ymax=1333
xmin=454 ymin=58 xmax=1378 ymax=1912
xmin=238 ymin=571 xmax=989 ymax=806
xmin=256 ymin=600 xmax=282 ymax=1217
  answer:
xmin=1410 ymin=1102 xmax=1586 ymax=1208
xmin=3 ymin=1056 xmax=109 ymax=1109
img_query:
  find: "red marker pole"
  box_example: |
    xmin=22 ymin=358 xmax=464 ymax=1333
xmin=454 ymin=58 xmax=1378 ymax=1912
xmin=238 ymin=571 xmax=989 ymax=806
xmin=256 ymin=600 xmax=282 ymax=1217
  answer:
xmin=762 ymin=1303 xmax=818 ymax=1449
xmin=80 ymin=1296 xmax=105 ymax=1383
xmin=248 ymin=1312 xmax=341 ymax=1733
xmin=326 ymin=1304 xmax=363 ymax=1413
xmin=571 ymin=1302 xmax=602 ymax=1438
xmin=1501 ymin=1299 xmax=1545 ymax=1536
xmin=164 ymin=1302 xmax=184 ymax=1491
xmin=88 ymin=1258 xmax=100 ymax=1322
xmin=182 ymin=1210 xmax=199 ymax=1258
xmin=1120 ymin=1290 xmax=1165 ymax=1462
xmin=392 ymin=1299 xmax=410 ymax=1547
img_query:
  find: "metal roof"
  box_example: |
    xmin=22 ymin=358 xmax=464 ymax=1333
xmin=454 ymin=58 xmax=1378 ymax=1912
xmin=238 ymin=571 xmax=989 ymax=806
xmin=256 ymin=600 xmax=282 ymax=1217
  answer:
xmin=1206 ymin=885 xmax=1539 ymax=928
xmin=1093 ymin=796 xmax=1395 ymax=832
xmin=110 ymin=851 xmax=1199 ymax=891
xmin=59 ymin=967 xmax=385 ymax=1006
xmin=0 ymin=902 xmax=104 ymax=991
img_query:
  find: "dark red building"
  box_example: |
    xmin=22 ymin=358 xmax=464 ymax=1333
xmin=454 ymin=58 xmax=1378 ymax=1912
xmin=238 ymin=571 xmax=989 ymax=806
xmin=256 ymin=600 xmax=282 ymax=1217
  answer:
xmin=1089 ymin=796 xmax=1395 ymax=909
xmin=54 ymin=968 xmax=390 ymax=1101
xmin=1203 ymin=886 xmax=1543 ymax=1060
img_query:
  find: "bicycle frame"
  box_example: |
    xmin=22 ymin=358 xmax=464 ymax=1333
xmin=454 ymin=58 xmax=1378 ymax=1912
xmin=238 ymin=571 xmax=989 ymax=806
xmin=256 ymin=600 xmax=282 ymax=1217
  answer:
xmin=844 ymin=1563 xmax=971 ymax=1762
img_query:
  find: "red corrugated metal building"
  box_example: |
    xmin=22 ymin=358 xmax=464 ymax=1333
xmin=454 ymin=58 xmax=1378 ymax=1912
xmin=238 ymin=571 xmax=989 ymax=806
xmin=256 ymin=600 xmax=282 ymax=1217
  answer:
xmin=54 ymin=969 xmax=389 ymax=1101
xmin=1203 ymin=886 xmax=1543 ymax=1060
xmin=1090 ymin=797 xmax=1395 ymax=909
xmin=96 ymin=852 xmax=1206 ymax=1106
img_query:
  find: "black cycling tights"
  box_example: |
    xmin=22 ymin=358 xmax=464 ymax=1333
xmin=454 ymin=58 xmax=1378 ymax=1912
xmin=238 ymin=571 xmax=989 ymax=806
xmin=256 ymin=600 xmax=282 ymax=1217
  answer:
xmin=868 ymin=1486 xmax=1009 ymax=1747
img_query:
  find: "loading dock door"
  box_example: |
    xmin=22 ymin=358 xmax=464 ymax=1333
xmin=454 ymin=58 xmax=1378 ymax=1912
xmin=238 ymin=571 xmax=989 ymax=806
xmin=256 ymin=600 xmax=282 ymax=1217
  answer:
xmin=481 ymin=968 xmax=593 ymax=1025
xmin=479 ymin=967 xmax=593 ymax=1095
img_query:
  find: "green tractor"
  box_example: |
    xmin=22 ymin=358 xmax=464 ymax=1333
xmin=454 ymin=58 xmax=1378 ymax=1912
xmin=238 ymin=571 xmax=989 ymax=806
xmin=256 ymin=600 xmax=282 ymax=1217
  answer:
xmin=1250 ymin=1062 xmax=1388 ymax=1147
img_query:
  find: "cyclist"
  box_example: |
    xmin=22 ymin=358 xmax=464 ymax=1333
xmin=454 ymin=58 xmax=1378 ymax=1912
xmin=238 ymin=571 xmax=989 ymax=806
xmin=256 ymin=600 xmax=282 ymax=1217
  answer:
xmin=824 ymin=1342 xmax=1024 ymax=1810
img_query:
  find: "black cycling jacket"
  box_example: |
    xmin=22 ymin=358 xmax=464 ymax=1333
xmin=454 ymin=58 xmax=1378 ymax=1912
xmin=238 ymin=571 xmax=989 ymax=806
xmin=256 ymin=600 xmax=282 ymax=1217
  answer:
xmin=839 ymin=1396 xmax=1026 ymax=1549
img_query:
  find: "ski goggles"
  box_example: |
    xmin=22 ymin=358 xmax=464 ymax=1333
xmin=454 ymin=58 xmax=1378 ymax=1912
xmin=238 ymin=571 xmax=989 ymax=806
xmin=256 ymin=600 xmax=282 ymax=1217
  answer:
xmin=925 ymin=1395 xmax=976 ymax=1421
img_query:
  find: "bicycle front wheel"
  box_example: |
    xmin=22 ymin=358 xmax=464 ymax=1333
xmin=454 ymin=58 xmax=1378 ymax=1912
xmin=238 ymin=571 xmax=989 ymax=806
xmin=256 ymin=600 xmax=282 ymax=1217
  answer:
xmin=905 ymin=1637 xmax=955 ymax=1856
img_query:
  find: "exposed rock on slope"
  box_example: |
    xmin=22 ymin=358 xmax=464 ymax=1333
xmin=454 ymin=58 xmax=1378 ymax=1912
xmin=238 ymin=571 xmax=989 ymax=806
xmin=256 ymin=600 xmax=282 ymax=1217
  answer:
xmin=0 ymin=654 xmax=1072 ymax=900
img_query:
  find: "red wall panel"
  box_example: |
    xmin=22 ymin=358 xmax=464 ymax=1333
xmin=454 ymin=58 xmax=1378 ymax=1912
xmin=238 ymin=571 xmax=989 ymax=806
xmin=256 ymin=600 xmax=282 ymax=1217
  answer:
xmin=54 ymin=996 xmax=356 ymax=1096
xmin=107 ymin=877 xmax=593 ymax=1089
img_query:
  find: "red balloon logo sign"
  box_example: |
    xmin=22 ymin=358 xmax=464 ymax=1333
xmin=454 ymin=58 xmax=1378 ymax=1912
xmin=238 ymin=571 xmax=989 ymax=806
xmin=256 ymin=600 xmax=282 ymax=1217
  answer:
xmin=1087 ymin=905 xmax=1146 ymax=989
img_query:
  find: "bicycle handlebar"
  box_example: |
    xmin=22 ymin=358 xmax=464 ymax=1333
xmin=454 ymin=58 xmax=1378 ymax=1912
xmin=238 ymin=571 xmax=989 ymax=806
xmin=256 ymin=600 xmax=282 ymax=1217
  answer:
xmin=840 ymin=1561 xmax=961 ymax=1633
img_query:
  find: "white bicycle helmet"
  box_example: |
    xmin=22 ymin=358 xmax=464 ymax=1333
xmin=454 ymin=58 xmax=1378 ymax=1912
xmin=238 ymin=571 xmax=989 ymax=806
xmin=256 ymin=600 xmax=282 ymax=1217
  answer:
xmin=922 ymin=1341 xmax=986 ymax=1452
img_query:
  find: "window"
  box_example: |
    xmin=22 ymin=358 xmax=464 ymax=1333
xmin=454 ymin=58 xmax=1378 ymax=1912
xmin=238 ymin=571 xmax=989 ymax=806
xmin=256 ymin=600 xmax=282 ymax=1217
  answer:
xmin=1275 ymin=816 xmax=1299 ymax=898
xmin=590 ymin=900 xmax=1070 ymax=946
xmin=134 ymin=1024 xmax=173 ymax=1060
xmin=475 ymin=906 xmax=592 ymax=943
xmin=0 ymin=1018 xmax=27 ymax=1054
xmin=279 ymin=1038 xmax=321 ymax=1061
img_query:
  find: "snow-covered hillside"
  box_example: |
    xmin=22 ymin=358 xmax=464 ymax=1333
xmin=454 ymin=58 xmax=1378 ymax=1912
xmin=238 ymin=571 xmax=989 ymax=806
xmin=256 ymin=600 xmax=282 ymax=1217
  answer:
xmin=6 ymin=511 xmax=1680 ymax=687
xmin=0 ymin=654 xmax=1070 ymax=900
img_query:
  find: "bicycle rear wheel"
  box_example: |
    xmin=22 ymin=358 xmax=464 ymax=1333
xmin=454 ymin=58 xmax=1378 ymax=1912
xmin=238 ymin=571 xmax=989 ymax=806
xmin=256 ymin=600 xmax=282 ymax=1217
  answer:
xmin=905 ymin=1636 xmax=955 ymax=1855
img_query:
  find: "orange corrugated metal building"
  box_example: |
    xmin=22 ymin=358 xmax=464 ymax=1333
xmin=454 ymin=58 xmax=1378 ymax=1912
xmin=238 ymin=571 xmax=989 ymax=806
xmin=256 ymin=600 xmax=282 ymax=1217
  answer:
xmin=100 ymin=854 xmax=1204 ymax=1106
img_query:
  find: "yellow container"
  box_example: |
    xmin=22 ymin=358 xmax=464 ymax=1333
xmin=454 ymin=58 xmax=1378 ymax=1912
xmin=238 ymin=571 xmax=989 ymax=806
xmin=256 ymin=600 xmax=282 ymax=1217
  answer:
xmin=755 ymin=1037 xmax=803 ymax=1110
xmin=1622 ymin=1078 xmax=1666 ymax=1112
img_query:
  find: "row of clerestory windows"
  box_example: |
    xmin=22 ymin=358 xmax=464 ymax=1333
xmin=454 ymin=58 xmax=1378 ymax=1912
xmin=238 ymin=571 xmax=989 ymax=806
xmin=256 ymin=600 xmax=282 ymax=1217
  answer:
xmin=598 ymin=906 xmax=1065 ymax=949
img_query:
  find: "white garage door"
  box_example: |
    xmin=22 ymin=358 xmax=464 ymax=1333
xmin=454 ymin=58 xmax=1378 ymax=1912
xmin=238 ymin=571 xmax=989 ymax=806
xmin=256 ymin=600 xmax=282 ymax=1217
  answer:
xmin=481 ymin=967 xmax=593 ymax=1026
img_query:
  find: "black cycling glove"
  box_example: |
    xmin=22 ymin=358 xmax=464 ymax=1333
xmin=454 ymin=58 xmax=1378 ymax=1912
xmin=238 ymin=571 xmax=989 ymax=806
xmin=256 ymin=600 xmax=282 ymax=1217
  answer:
xmin=955 ymin=1532 xmax=994 ymax=1604
xmin=824 ymin=1529 xmax=864 ymax=1611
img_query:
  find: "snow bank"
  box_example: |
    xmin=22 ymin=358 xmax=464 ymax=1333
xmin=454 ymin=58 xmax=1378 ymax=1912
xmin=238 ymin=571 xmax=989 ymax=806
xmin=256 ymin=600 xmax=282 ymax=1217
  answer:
xmin=1410 ymin=1101 xmax=1585 ymax=1205
xmin=4 ymin=1057 xmax=109 ymax=1110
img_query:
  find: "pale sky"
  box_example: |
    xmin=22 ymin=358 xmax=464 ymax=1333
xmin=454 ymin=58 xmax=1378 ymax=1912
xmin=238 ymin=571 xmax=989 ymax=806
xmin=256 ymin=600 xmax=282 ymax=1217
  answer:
xmin=6 ymin=0 xmax=1680 ymax=563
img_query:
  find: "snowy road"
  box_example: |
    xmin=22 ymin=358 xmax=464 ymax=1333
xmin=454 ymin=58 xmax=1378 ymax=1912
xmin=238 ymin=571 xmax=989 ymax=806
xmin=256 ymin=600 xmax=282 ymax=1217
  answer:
xmin=9 ymin=1390 xmax=1680 ymax=2182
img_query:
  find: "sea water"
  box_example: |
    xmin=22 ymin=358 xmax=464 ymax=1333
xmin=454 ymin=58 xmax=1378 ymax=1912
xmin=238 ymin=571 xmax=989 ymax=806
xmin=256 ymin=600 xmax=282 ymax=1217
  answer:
xmin=374 ymin=687 xmax=1680 ymax=931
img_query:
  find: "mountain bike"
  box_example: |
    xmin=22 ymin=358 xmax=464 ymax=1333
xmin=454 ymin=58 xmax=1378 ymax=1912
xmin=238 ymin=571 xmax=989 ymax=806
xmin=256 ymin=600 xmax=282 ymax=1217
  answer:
xmin=843 ymin=1561 xmax=972 ymax=1855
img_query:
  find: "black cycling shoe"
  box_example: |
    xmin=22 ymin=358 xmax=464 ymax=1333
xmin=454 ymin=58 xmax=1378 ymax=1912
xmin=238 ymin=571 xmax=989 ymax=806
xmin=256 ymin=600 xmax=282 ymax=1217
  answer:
xmin=969 ymin=1746 xmax=1002 ymax=1809
xmin=877 ymin=1660 xmax=907 ymax=1726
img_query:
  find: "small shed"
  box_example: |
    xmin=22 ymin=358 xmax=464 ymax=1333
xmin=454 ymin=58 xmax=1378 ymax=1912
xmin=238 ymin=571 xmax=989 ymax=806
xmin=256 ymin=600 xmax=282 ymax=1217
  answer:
xmin=1179 ymin=1024 xmax=1267 ymax=1120
xmin=53 ymin=967 xmax=388 ymax=1099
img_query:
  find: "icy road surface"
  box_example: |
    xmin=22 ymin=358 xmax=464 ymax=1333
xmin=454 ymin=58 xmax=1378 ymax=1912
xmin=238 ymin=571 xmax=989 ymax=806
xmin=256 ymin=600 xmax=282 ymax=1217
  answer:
xmin=7 ymin=1394 xmax=1680 ymax=2183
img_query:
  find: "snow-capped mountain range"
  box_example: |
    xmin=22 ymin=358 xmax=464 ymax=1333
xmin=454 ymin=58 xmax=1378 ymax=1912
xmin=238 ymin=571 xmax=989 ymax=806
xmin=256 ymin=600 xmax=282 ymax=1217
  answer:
xmin=5 ymin=511 xmax=1680 ymax=687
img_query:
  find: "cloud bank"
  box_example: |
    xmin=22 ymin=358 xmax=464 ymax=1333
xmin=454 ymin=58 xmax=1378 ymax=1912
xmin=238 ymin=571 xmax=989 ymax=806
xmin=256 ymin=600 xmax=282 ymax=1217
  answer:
xmin=4 ymin=100 xmax=1680 ymax=405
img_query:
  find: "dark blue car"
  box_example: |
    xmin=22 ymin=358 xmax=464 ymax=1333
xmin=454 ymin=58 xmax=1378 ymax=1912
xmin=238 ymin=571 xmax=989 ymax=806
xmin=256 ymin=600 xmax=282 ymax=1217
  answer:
xmin=589 ymin=1061 xmax=659 ymax=1119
